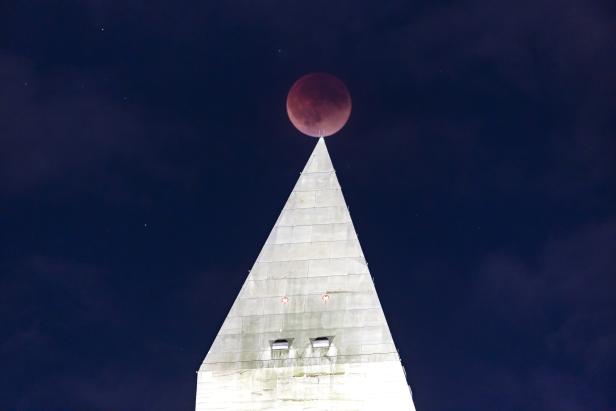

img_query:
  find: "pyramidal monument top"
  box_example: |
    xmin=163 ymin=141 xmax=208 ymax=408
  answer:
xmin=195 ymin=137 xmax=417 ymax=410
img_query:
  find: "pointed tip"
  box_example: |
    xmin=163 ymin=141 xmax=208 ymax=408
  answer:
xmin=303 ymin=137 xmax=334 ymax=174
xmin=314 ymin=136 xmax=327 ymax=150
xmin=313 ymin=137 xmax=330 ymax=156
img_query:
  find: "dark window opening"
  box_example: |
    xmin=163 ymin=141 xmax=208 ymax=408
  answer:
xmin=311 ymin=336 xmax=331 ymax=348
xmin=272 ymin=339 xmax=289 ymax=350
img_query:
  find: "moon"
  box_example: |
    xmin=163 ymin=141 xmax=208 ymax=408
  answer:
xmin=286 ymin=73 xmax=352 ymax=137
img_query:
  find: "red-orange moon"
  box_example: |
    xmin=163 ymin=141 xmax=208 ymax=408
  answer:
xmin=286 ymin=73 xmax=352 ymax=137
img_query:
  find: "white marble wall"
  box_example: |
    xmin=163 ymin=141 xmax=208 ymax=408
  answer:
xmin=196 ymin=360 xmax=415 ymax=411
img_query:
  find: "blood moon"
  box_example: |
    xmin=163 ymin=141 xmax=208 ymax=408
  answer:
xmin=286 ymin=73 xmax=351 ymax=137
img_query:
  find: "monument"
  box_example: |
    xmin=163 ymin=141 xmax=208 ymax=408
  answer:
xmin=195 ymin=74 xmax=417 ymax=410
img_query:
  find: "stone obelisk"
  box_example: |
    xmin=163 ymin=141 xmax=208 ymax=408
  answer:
xmin=195 ymin=136 xmax=417 ymax=410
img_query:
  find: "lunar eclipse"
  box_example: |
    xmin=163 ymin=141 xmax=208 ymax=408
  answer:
xmin=286 ymin=72 xmax=352 ymax=137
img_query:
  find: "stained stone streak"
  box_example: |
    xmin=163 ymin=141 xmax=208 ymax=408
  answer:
xmin=196 ymin=138 xmax=416 ymax=411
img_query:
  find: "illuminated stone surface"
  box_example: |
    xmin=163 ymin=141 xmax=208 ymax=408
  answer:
xmin=195 ymin=138 xmax=416 ymax=410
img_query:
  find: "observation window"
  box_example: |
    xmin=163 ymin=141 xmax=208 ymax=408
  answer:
xmin=272 ymin=339 xmax=290 ymax=350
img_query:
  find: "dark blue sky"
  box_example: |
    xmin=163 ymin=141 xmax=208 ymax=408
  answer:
xmin=1 ymin=1 xmax=615 ymax=410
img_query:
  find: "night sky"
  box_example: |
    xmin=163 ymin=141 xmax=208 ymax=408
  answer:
xmin=2 ymin=1 xmax=615 ymax=410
